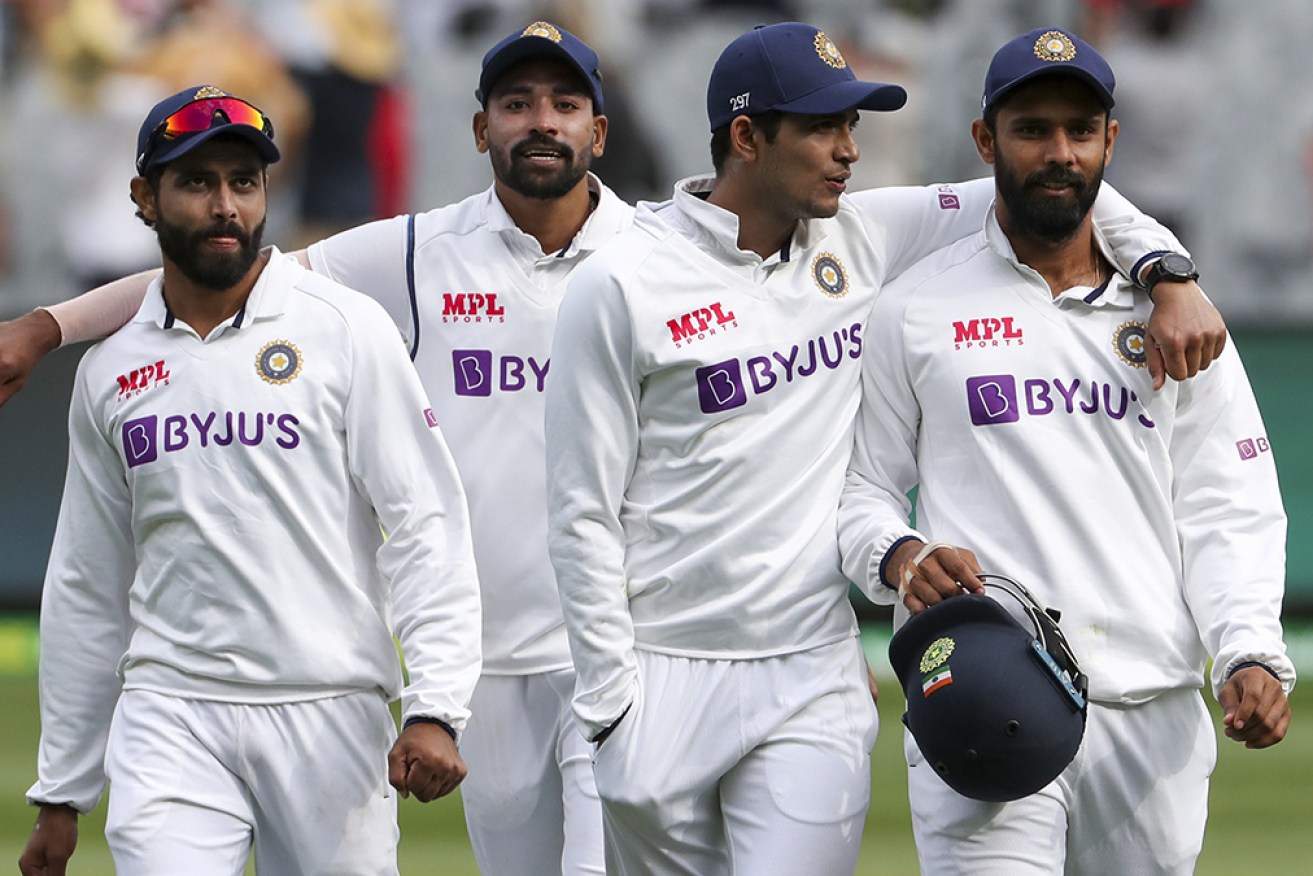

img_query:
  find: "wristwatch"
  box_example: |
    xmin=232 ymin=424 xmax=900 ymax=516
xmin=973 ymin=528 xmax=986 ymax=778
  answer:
xmin=1141 ymin=253 xmax=1199 ymax=289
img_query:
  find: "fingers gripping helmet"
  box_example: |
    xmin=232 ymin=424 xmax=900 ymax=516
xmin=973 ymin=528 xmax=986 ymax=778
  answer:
xmin=888 ymin=574 xmax=1089 ymax=803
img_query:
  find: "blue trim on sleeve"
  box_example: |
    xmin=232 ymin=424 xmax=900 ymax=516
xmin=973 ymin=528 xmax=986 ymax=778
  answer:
xmin=406 ymin=213 xmax=420 ymax=361
xmin=879 ymin=535 xmax=921 ymax=592
xmin=403 ymin=715 xmax=458 ymax=742
xmin=1130 ymin=250 xmax=1170 ymax=288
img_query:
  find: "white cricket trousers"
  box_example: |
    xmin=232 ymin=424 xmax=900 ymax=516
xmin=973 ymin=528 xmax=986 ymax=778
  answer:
xmin=907 ymin=686 xmax=1216 ymax=875
xmin=460 ymin=668 xmax=604 ymax=875
xmin=590 ymin=637 xmax=879 ymax=876
xmin=104 ymin=688 xmax=400 ymax=875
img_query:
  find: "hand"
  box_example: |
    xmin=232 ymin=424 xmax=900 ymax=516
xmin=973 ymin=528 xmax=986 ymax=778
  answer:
xmin=1144 ymin=279 xmax=1226 ymax=390
xmin=887 ymin=540 xmax=984 ymax=614
xmin=1218 ymin=666 xmax=1290 ymax=749
xmin=18 ymin=804 xmax=78 ymax=876
xmin=0 ymin=309 xmax=62 ymax=407
xmin=387 ymin=722 xmax=466 ymax=803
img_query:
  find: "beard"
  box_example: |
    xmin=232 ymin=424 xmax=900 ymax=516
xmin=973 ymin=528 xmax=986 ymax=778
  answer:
xmin=491 ymin=133 xmax=590 ymax=200
xmin=995 ymin=150 xmax=1104 ymax=244
xmin=155 ymin=212 xmax=265 ymax=291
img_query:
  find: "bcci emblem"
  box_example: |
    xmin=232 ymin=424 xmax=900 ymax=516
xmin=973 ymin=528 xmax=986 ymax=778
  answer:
xmin=919 ymin=637 xmax=955 ymax=674
xmin=1113 ymin=320 xmax=1148 ymax=368
xmin=256 ymin=340 xmax=302 ymax=385
xmin=812 ymin=252 xmax=849 ymax=298
xmin=814 ymin=31 xmax=846 ymax=69
xmin=522 ymin=21 xmax=562 ymax=42
xmin=192 ymin=85 xmax=229 ymax=100
xmin=1034 ymin=31 xmax=1077 ymax=62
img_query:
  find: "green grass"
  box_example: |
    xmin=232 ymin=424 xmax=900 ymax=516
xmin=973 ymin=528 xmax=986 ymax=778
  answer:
xmin=2 ymin=641 xmax=1309 ymax=874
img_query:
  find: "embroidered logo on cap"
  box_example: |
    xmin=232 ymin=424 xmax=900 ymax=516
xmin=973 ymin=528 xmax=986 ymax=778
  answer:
xmin=920 ymin=637 xmax=956 ymax=674
xmin=522 ymin=21 xmax=562 ymax=42
xmin=814 ymin=31 xmax=846 ymax=69
xmin=1034 ymin=31 xmax=1077 ymax=62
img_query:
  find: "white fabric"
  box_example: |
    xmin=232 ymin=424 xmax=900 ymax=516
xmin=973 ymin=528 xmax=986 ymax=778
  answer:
xmin=307 ymin=175 xmax=634 ymax=675
xmin=545 ymin=174 xmax=1187 ymax=738
xmin=104 ymin=689 xmax=399 ymax=876
xmin=459 ymin=670 xmax=604 ymax=876
xmin=590 ymin=639 xmax=878 ymax=876
xmin=838 ymin=211 xmax=1294 ymax=704
xmin=907 ymin=688 xmax=1215 ymax=875
xmin=29 ymin=249 xmax=481 ymax=813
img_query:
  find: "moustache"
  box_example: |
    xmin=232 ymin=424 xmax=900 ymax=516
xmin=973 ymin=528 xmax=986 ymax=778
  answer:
xmin=1024 ymin=168 xmax=1087 ymax=191
xmin=512 ymin=135 xmax=575 ymax=162
xmin=198 ymin=223 xmax=250 ymax=246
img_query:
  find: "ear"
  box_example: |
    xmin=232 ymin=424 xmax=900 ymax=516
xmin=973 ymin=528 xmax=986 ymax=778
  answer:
xmin=727 ymin=116 xmax=760 ymax=163
xmin=971 ymin=118 xmax=997 ymax=166
xmin=130 ymin=175 xmax=158 ymax=223
xmin=473 ymin=111 xmax=490 ymax=154
xmin=1103 ymin=117 xmax=1119 ymax=166
xmin=591 ymin=114 xmax=608 ymax=158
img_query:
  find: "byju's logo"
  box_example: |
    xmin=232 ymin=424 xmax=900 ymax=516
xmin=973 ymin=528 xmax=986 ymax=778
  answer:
xmin=697 ymin=360 xmax=747 ymax=413
xmin=115 ymin=359 xmax=171 ymax=400
xmin=966 ymin=376 xmax=1019 ymax=425
xmin=452 ymin=350 xmax=549 ymax=397
xmin=694 ymin=323 xmax=863 ymax=414
xmin=1236 ymin=437 xmax=1271 ymax=461
xmin=966 ymin=373 xmax=1155 ymax=429
xmin=121 ymin=411 xmax=301 ymax=468
xmin=442 ymin=293 xmax=505 ymax=324
xmin=936 ymin=185 xmax=960 ymax=210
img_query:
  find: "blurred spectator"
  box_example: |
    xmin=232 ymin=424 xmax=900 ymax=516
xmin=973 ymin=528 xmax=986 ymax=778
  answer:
xmin=1091 ymin=0 xmax=1205 ymax=243
xmin=241 ymin=0 xmax=401 ymax=247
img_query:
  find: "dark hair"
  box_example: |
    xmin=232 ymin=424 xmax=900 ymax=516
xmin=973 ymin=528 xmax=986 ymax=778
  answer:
xmin=710 ymin=110 xmax=785 ymax=174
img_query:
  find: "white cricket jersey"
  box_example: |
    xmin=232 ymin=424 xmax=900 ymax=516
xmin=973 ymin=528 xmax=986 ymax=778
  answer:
xmin=30 ymin=249 xmax=482 ymax=813
xmin=839 ymin=211 xmax=1295 ymax=704
xmin=546 ymin=175 xmax=1186 ymax=736
xmin=308 ymin=176 xmax=635 ymax=675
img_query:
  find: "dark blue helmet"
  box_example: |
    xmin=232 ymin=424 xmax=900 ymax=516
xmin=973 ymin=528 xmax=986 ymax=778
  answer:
xmin=888 ymin=574 xmax=1089 ymax=803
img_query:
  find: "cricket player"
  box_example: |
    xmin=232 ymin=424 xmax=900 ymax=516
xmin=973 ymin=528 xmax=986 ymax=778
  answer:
xmin=1 ymin=22 xmax=1223 ymax=876
xmin=18 ymin=86 xmax=481 ymax=875
xmin=9 ymin=24 xmax=628 ymax=876
xmin=543 ymin=21 xmax=1217 ymax=876
xmin=838 ymin=28 xmax=1294 ymax=874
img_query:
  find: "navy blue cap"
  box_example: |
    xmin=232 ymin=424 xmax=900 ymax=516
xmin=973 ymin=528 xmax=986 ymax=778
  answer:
xmin=983 ymin=27 xmax=1115 ymax=115
xmin=136 ymin=85 xmax=280 ymax=175
xmin=477 ymin=21 xmax=604 ymax=113
xmin=889 ymin=583 xmax=1088 ymax=803
xmin=707 ymin=22 xmax=906 ymax=132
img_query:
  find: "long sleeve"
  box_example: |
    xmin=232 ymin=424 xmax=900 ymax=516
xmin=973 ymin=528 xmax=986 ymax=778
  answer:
xmin=838 ymin=283 xmax=925 ymax=605
xmin=1169 ymin=345 xmax=1295 ymax=697
xmin=27 ymin=358 xmax=135 ymax=813
xmin=343 ymin=300 xmax=482 ymax=734
xmin=544 ymin=258 xmax=641 ymax=740
xmin=846 ymin=178 xmax=1185 ymax=285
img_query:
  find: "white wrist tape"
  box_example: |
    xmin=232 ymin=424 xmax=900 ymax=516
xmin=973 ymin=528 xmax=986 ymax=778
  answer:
xmin=899 ymin=540 xmax=956 ymax=594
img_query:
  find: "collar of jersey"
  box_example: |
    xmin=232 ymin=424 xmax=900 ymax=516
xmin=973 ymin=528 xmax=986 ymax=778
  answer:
xmin=983 ymin=207 xmax=1137 ymax=309
xmin=136 ymin=245 xmax=292 ymax=332
xmin=670 ymin=175 xmax=816 ymax=269
xmin=484 ymin=173 xmax=625 ymax=259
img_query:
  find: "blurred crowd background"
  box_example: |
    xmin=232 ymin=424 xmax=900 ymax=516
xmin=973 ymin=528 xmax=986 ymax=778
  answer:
xmin=0 ymin=0 xmax=1310 ymax=326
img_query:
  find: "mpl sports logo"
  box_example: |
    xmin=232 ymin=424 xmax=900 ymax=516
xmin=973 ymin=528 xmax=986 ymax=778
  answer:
xmin=442 ymin=292 xmax=506 ymax=324
xmin=953 ymin=317 xmax=1023 ymax=350
xmin=667 ymin=302 xmax=738 ymax=348
xmin=122 ymin=411 xmax=301 ymax=468
xmin=115 ymin=359 xmax=171 ymax=401
xmin=965 ymin=374 xmax=1155 ymax=429
xmin=452 ymin=350 xmax=549 ymax=397
xmin=696 ymin=323 xmax=863 ymax=413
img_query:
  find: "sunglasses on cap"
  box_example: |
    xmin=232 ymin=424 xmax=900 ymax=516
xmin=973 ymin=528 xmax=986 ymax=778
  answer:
xmin=153 ymin=96 xmax=275 ymax=142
